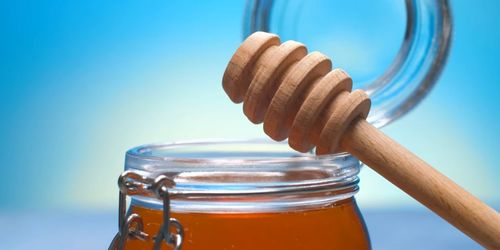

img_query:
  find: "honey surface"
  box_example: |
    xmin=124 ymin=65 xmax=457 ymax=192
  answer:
xmin=125 ymin=198 xmax=370 ymax=250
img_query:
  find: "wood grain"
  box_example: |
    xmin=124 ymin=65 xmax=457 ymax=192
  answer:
xmin=343 ymin=120 xmax=500 ymax=249
xmin=223 ymin=32 xmax=279 ymax=103
xmin=264 ymin=52 xmax=332 ymax=141
xmin=222 ymin=31 xmax=500 ymax=249
xmin=289 ymin=69 xmax=352 ymax=152
xmin=244 ymin=41 xmax=307 ymax=123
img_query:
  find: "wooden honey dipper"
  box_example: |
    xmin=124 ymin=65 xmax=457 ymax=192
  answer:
xmin=222 ymin=32 xmax=500 ymax=249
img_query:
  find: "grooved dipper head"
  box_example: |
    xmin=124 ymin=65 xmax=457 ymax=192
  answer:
xmin=223 ymin=32 xmax=371 ymax=154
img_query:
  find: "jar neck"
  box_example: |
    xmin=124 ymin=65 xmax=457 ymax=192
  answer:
xmin=124 ymin=140 xmax=362 ymax=213
xmin=127 ymin=175 xmax=360 ymax=213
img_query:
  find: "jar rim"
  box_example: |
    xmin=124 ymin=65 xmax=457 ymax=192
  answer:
xmin=126 ymin=138 xmax=351 ymax=166
xmin=124 ymin=139 xmax=361 ymax=212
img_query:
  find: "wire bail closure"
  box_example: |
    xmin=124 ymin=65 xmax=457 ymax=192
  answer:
xmin=109 ymin=171 xmax=184 ymax=250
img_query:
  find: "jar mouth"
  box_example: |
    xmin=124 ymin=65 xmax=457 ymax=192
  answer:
xmin=125 ymin=139 xmax=361 ymax=212
xmin=126 ymin=138 xmax=351 ymax=166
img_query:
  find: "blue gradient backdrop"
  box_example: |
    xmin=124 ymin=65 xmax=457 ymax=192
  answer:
xmin=0 ymin=1 xmax=499 ymax=212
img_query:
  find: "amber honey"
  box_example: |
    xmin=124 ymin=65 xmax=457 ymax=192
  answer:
xmin=125 ymin=198 xmax=370 ymax=250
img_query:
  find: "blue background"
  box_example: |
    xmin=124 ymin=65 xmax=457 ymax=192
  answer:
xmin=0 ymin=1 xmax=498 ymax=249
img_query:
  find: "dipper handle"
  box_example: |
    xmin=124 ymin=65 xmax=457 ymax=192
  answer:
xmin=344 ymin=119 xmax=500 ymax=249
xmin=223 ymin=32 xmax=500 ymax=249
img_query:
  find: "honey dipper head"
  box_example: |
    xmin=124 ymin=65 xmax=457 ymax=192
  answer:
xmin=222 ymin=32 xmax=280 ymax=103
xmin=223 ymin=32 xmax=371 ymax=155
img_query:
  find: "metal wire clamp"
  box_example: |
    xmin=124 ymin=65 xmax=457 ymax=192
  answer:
xmin=109 ymin=171 xmax=184 ymax=250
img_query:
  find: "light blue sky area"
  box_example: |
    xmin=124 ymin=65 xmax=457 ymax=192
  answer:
xmin=0 ymin=1 xmax=499 ymax=211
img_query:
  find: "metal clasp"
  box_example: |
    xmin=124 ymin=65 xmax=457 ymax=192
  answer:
xmin=152 ymin=176 xmax=184 ymax=250
xmin=109 ymin=171 xmax=184 ymax=250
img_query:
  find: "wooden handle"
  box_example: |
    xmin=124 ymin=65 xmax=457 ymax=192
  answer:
xmin=222 ymin=31 xmax=500 ymax=249
xmin=343 ymin=119 xmax=500 ymax=249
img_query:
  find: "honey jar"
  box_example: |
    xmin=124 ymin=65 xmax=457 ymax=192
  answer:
xmin=109 ymin=140 xmax=370 ymax=249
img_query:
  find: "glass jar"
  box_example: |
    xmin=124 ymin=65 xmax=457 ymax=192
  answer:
xmin=244 ymin=0 xmax=452 ymax=128
xmin=110 ymin=140 xmax=370 ymax=250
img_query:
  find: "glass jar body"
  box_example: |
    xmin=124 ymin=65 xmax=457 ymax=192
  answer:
xmin=125 ymin=198 xmax=370 ymax=250
xmin=112 ymin=140 xmax=371 ymax=250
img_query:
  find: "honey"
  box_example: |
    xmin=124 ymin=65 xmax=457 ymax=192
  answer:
xmin=125 ymin=198 xmax=370 ymax=250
